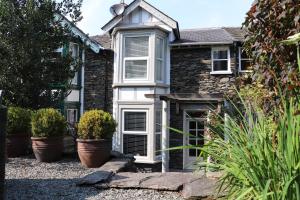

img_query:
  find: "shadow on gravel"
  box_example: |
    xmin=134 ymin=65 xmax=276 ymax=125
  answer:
xmin=5 ymin=178 xmax=103 ymax=200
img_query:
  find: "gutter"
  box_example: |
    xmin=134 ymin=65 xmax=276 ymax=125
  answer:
xmin=170 ymin=41 xmax=234 ymax=47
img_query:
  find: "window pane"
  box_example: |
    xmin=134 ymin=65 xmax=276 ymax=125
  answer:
xmin=156 ymin=38 xmax=163 ymax=59
xmin=213 ymin=60 xmax=228 ymax=71
xmin=213 ymin=50 xmax=228 ymax=59
xmin=241 ymin=60 xmax=252 ymax=71
xmin=123 ymin=134 xmax=147 ymax=156
xmin=241 ymin=49 xmax=249 ymax=59
xmin=67 ymin=109 xmax=77 ymax=124
xmin=155 ymin=59 xmax=163 ymax=81
xmin=156 ymin=134 xmax=161 ymax=156
xmin=125 ymin=37 xmax=149 ymax=57
xmin=155 ymin=110 xmax=162 ymax=133
xmin=189 ymin=121 xmax=196 ymax=129
xmin=70 ymin=43 xmax=79 ymax=59
xmin=124 ymin=112 xmax=146 ymax=132
xmin=125 ymin=60 xmax=147 ymax=79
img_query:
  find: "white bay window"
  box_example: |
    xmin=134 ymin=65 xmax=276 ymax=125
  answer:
xmin=155 ymin=38 xmax=164 ymax=82
xmin=124 ymin=36 xmax=149 ymax=80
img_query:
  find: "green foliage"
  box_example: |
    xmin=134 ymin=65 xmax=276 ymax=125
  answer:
xmin=31 ymin=108 xmax=66 ymax=138
xmin=7 ymin=107 xmax=32 ymax=135
xmin=78 ymin=110 xmax=117 ymax=140
xmin=243 ymin=0 xmax=300 ymax=106
xmin=0 ymin=0 xmax=82 ymax=109
xmin=201 ymin=97 xmax=300 ymax=200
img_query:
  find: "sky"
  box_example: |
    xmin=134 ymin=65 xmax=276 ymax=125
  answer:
xmin=77 ymin=0 xmax=253 ymax=36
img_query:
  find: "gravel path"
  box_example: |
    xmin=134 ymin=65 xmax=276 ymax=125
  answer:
xmin=5 ymin=157 xmax=184 ymax=200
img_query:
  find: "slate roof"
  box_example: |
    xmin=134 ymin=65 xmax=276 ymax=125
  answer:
xmin=91 ymin=27 xmax=246 ymax=49
xmin=172 ymin=27 xmax=246 ymax=45
xmin=91 ymin=34 xmax=112 ymax=49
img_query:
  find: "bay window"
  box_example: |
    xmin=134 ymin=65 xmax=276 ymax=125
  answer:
xmin=239 ymin=47 xmax=252 ymax=72
xmin=155 ymin=110 xmax=162 ymax=157
xmin=211 ymin=47 xmax=231 ymax=74
xmin=124 ymin=36 xmax=149 ymax=80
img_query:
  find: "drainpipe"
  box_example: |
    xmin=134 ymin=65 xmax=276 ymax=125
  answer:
xmin=162 ymin=99 xmax=169 ymax=173
xmin=80 ymin=49 xmax=85 ymax=116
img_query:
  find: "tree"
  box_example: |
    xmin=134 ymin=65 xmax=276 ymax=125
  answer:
xmin=243 ymin=0 xmax=300 ymax=109
xmin=0 ymin=0 xmax=82 ymax=109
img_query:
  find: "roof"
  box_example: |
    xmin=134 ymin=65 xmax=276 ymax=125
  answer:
xmin=92 ymin=27 xmax=246 ymax=49
xmin=54 ymin=13 xmax=103 ymax=53
xmin=171 ymin=27 xmax=246 ymax=46
xmin=91 ymin=34 xmax=112 ymax=50
xmin=101 ymin=0 xmax=180 ymax=39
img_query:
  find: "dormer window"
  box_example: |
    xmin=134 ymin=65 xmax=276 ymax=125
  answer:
xmin=124 ymin=36 xmax=149 ymax=80
xmin=210 ymin=47 xmax=232 ymax=74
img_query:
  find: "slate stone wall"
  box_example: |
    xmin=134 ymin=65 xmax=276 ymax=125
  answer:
xmin=84 ymin=49 xmax=114 ymax=113
xmin=169 ymin=46 xmax=238 ymax=169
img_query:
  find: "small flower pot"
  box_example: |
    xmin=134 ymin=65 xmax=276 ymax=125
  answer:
xmin=31 ymin=137 xmax=63 ymax=162
xmin=6 ymin=134 xmax=30 ymax=157
xmin=77 ymin=139 xmax=112 ymax=168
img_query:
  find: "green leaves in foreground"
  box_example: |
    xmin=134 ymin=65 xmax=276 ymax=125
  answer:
xmin=201 ymin=97 xmax=300 ymax=200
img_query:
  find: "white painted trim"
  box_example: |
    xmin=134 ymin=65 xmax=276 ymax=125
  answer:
xmin=211 ymin=47 xmax=232 ymax=74
xmin=238 ymin=47 xmax=252 ymax=73
xmin=66 ymin=108 xmax=78 ymax=123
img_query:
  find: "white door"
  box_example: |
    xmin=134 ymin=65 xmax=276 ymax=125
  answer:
xmin=183 ymin=111 xmax=207 ymax=170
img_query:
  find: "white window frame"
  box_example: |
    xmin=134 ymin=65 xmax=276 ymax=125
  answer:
xmin=210 ymin=47 xmax=232 ymax=75
xmin=155 ymin=37 xmax=165 ymax=83
xmin=239 ymin=47 xmax=252 ymax=72
xmin=67 ymin=109 xmax=78 ymax=124
xmin=155 ymin=109 xmax=162 ymax=160
xmin=123 ymin=35 xmax=150 ymax=81
xmin=122 ymin=109 xmax=148 ymax=134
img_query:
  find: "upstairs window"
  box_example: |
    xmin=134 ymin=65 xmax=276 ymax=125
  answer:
xmin=124 ymin=36 xmax=149 ymax=80
xmin=155 ymin=38 xmax=164 ymax=82
xmin=239 ymin=48 xmax=252 ymax=72
xmin=69 ymin=43 xmax=79 ymax=85
xmin=211 ymin=47 xmax=231 ymax=74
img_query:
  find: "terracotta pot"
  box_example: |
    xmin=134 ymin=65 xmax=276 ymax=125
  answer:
xmin=6 ymin=134 xmax=30 ymax=158
xmin=77 ymin=139 xmax=112 ymax=168
xmin=31 ymin=137 xmax=63 ymax=162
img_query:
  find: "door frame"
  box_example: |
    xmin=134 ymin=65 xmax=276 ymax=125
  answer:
xmin=182 ymin=109 xmax=207 ymax=170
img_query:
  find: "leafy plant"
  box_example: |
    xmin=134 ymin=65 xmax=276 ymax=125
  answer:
xmin=31 ymin=108 xmax=66 ymax=138
xmin=200 ymin=96 xmax=300 ymax=200
xmin=7 ymin=107 xmax=32 ymax=135
xmin=77 ymin=110 xmax=116 ymax=140
xmin=243 ymin=0 xmax=300 ymax=108
xmin=0 ymin=0 xmax=83 ymax=109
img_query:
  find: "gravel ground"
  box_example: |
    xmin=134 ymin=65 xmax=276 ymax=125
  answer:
xmin=5 ymin=156 xmax=184 ymax=200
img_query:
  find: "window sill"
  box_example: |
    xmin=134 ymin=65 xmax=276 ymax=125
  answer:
xmin=134 ymin=158 xmax=161 ymax=164
xmin=210 ymin=71 xmax=233 ymax=75
xmin=239 ymin=70 xmax=253 ymax=73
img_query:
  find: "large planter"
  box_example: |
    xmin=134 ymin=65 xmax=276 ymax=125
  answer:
xmin=31 ymin=137 xmax=63 ymax=162
xmin=6 ymin=134 xmax=30 ymax=157
xmin=77 ymin=139 xmax=112 ymax=168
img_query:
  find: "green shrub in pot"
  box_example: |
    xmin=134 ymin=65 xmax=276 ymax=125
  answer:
xmin=31 ymin=108 xmax=66 ymax=162
xmin=7 ymin=107 xmax=32 ymax=135
xmin=31 ymin=108 xmax=66 ymax=138
xmin=77 ymin=110 xmax=117 ymax=168
xmin=77 ymin=110 xmax=117 ymax=140
xmin=6 ymin=107 xmax=32 ymax=157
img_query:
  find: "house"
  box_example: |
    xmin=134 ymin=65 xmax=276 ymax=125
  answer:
xmin=53 ymin=14 xmax=103 ymax=124
xmin=82 ymin=0 xmax=249 ymax=171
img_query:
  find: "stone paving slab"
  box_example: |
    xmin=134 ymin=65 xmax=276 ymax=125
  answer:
xmin=182 ymin=178 xmax=219 ymax=199
xmin=76 ymin=171 xmax=113 ymax=186
xmin=100 ymin=158 xmax=133 ymax=173
xmin=96 ymin=172 xmax=204 ymax=192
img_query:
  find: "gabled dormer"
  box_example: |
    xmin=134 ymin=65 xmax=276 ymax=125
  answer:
xmin=102 ymin=0 xmax=180 ymax=86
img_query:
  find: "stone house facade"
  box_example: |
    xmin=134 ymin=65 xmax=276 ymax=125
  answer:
xmin=79 ymin=0 xmax=250 ymax=170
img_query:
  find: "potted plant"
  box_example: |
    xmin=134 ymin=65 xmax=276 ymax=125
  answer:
xmin=77 ymin=110 xmax=116 ymax=168
xmin=6 ymin=107 xmax=32 ymax=157
xmin=31 ymin=108 xmax=66 ymax=162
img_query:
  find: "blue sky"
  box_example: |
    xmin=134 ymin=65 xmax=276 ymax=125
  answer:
xmin=77 ymin=0 xmax=253 ymax=36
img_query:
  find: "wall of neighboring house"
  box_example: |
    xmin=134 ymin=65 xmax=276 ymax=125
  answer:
xmin=84 ymin=49 xmax=114 ymax=113
xmin=169 ymin=45 xmax=239 ymax=169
